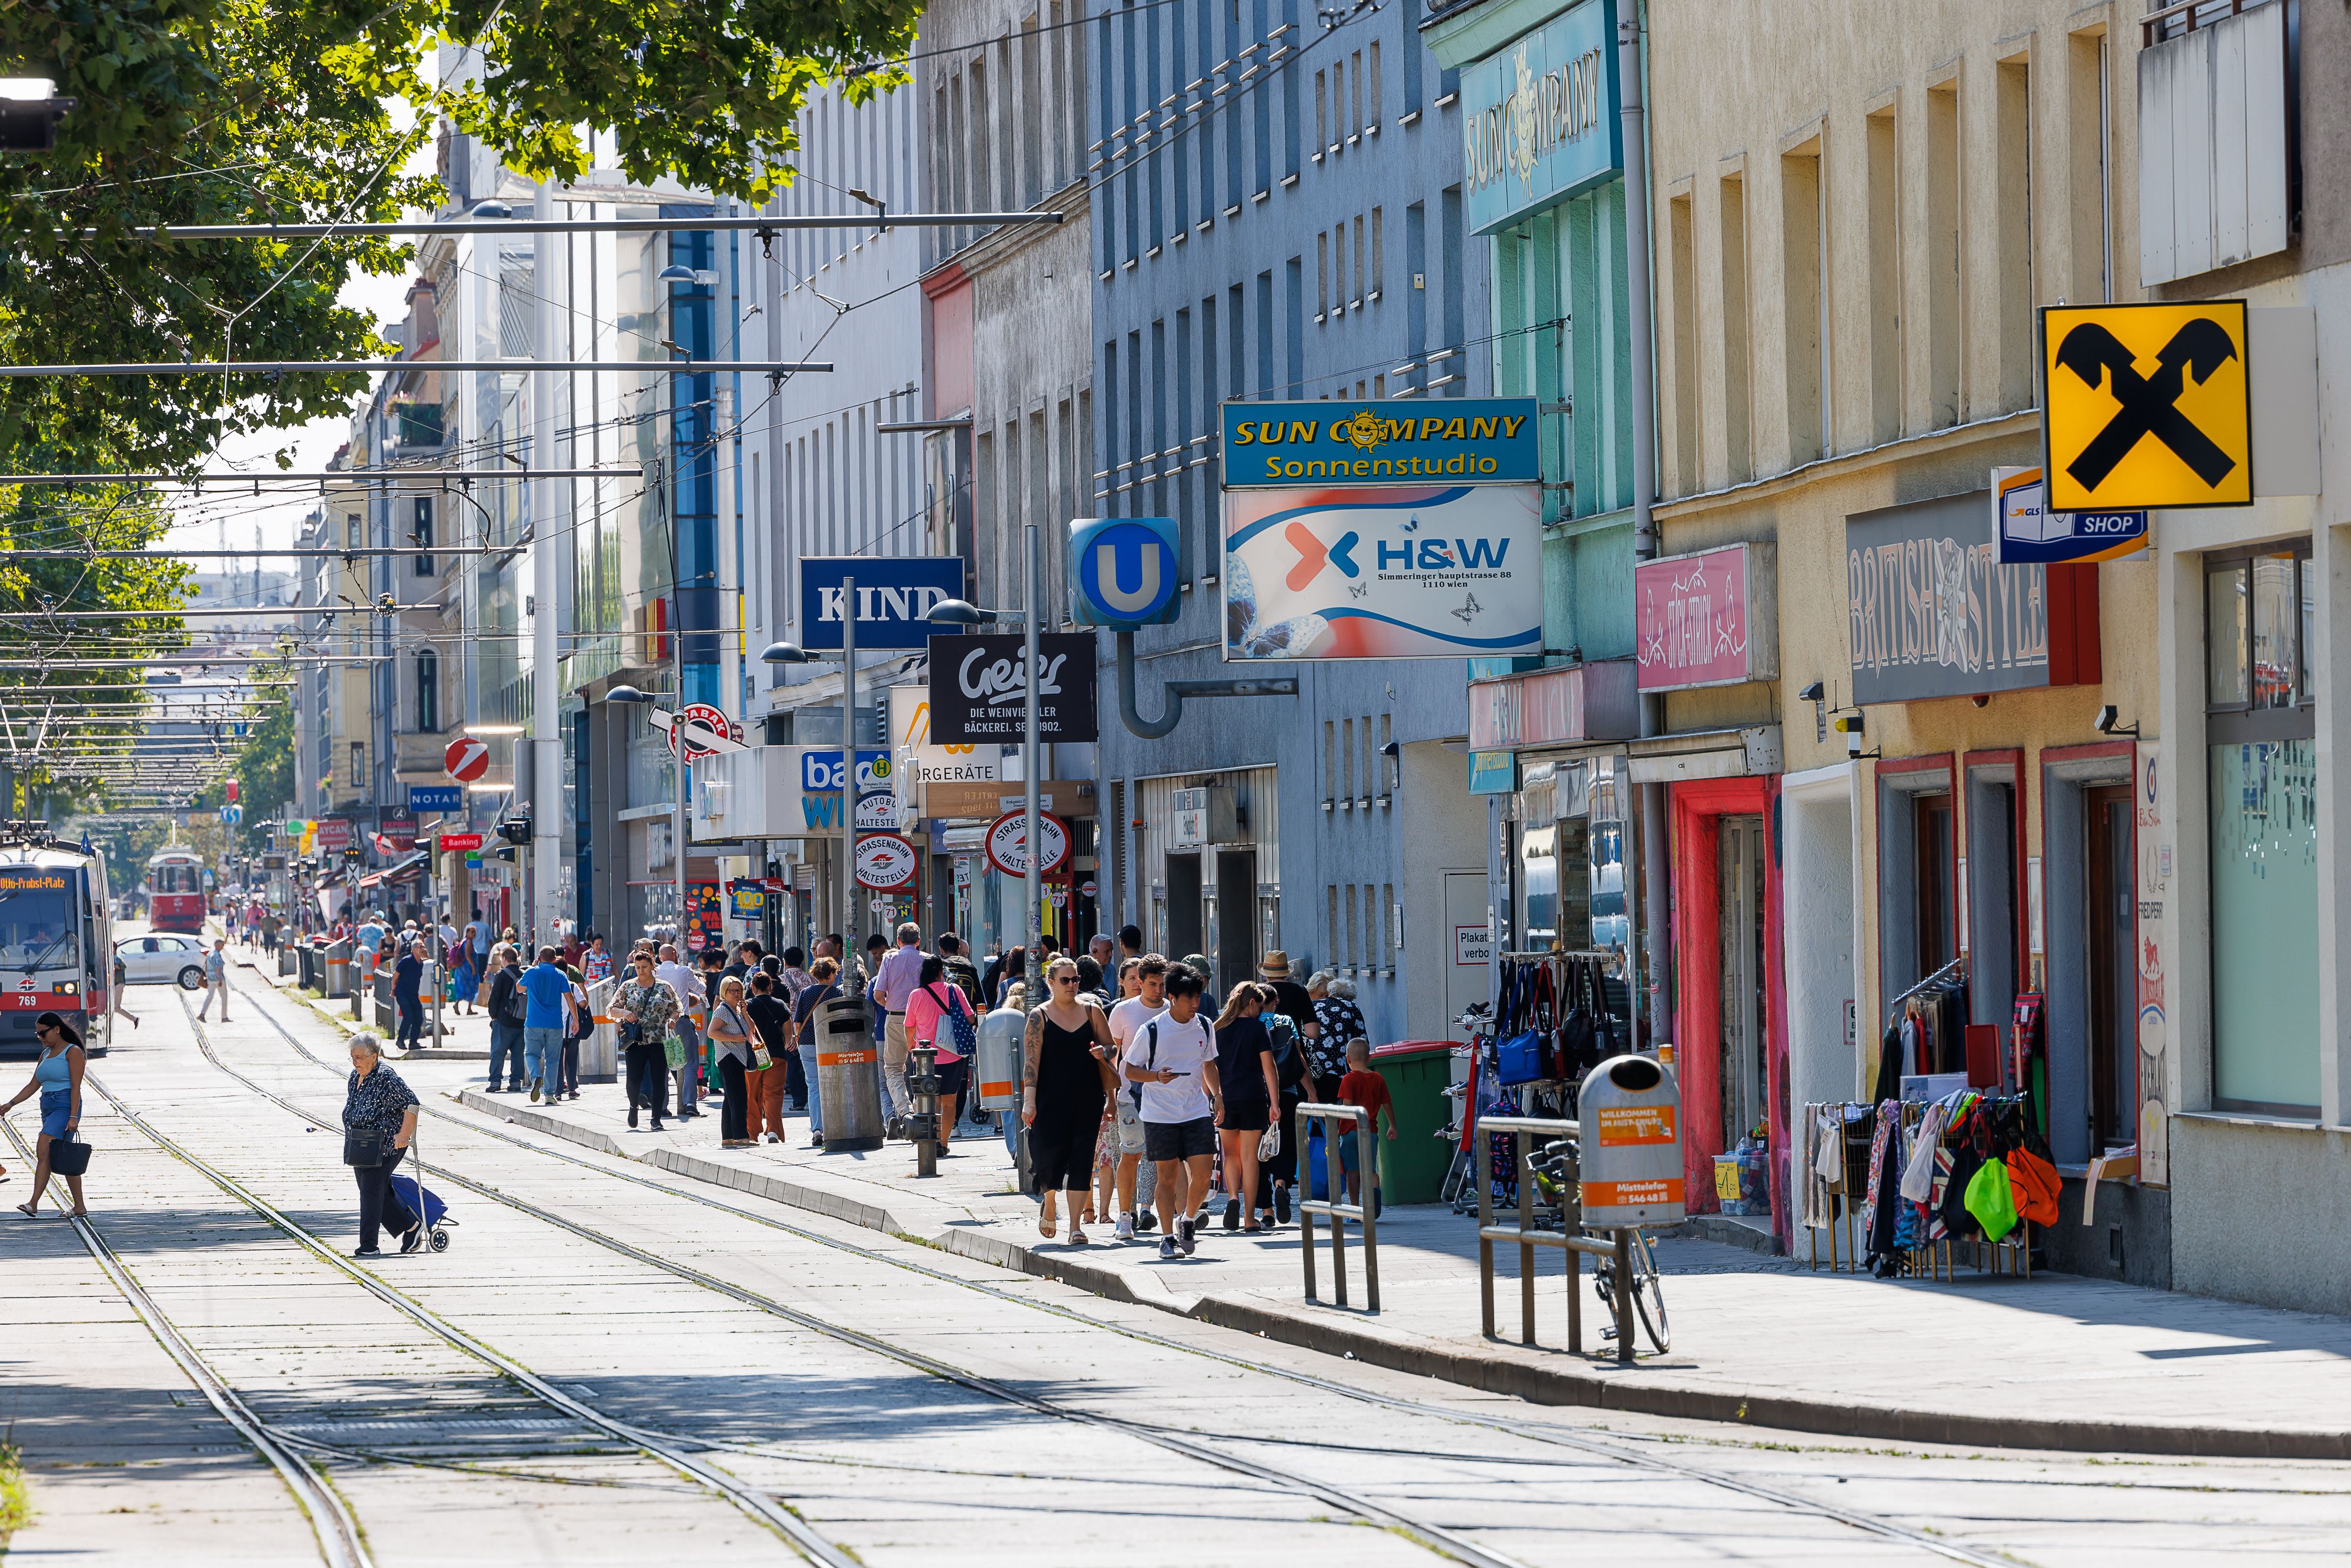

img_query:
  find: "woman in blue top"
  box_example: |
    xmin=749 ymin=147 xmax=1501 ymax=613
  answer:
xmin=4 ymin=1013 xmax=89 ymax=1218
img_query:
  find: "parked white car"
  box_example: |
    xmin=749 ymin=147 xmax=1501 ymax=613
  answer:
xmin=116 ymin=933 xmax=208 ymax=990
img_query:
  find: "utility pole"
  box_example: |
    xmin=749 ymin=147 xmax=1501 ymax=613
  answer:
xmin=1022 ymin=525 xmax=1041 ymax=968
xmin=531 ymin=176 xmax=564 ymax=946
xmin=839 ymin=578 xmax=858 ymax=973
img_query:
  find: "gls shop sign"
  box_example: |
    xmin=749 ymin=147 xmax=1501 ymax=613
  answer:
xmin=927 ymin=632 xmax=1100 ymax=744
xmin=798 ymin=556 xmax=964 ymax=651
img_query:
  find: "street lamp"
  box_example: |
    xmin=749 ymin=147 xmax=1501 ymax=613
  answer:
xmin=601 ymin=682 xmax=688 ymax=947
xmin=762 ymin=594 xmax=861 ymax=964
xmin=928 ymin=521 xmax=1044 ymax=974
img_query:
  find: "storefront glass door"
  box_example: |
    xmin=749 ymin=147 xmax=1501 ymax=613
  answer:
xmin=1719 ymin=815 xmax=1768 ymax=1144
xmin=2085 ymin=783 xmax=2136 ymax=1151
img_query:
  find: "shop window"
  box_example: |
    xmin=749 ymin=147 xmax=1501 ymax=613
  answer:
xmin=2205 ymin=545 xmax=2318 ymax=1115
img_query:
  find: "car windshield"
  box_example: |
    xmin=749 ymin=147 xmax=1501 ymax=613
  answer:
xmin=0 ymin=873 xmax=78 ymax=973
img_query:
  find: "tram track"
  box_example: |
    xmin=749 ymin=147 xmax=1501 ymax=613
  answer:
xmin=175 ymin=986 xmax=1545 ymax=1568
xmin=0 ymin=1114 xmax=373 ymax=1568
xmin=81 ymin=1013 xmax=865 ymax=1568
xmin=215 ymin=971 xmax=2040 ymax=1568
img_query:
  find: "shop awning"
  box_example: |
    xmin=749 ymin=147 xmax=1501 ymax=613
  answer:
xmin=358 ymin=850 xmax=428 ymax=889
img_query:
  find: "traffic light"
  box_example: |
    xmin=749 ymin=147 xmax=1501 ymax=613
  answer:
xmin=226 ymin=779 xmax=240 ymax=804
xmin=497 ymin=816 xmax=533 ymax=846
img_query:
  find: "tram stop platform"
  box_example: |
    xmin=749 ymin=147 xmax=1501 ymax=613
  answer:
xmin=239 ymin=947 xmax=2351 ymax=1462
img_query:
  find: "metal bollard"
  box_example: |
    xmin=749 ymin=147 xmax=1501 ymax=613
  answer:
xmin=907 ymin=1043 xmax=941 ymax=1178
xmin=1295 ymin=1102 xmax=1380 ymax=1312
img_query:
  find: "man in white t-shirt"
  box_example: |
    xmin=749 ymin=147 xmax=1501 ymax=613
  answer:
xmin=1122 ymin=964 xmax=1223 ymax=1259
xmin=1105 ymin=955 xmax=1169 ymax=1241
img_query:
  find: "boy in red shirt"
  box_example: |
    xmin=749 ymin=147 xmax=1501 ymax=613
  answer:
xmin=1335 ymin=1040 xmax=1397 ymax=1205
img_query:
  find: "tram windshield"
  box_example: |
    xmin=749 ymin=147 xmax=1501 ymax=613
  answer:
xmin=151 ymin=861 xmax=202 ymax=894
xmin=0 ymin=872 xmax=78 ymax=971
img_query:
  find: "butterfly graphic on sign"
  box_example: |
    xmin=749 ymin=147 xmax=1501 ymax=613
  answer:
xmin=1451 ymin=592 xmax=1483 ymax=625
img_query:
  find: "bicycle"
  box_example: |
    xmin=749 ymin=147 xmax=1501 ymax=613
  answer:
xmin=1525 ymin=1135 xmax=1670 ymax=1355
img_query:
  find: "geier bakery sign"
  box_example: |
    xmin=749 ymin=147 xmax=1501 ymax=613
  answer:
xmin=927 ymin=632 xmax=1100 ymax=744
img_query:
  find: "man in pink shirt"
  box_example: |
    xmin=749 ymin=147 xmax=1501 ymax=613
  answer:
xmin=871 ymin=922 xmax=929 ymax=1138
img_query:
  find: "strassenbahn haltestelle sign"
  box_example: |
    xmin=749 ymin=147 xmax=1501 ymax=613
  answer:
xmin=2041 ymin=299 xmax=2252 ymax=511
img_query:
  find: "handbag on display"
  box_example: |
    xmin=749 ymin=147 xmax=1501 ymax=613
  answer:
xmin=1495 ymin=1027 xmax=1548 ymax=1087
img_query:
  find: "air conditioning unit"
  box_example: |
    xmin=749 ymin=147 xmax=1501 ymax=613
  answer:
xmin=1169 ymin=785 xmax=1239 ymax=850
xmin=698 ymin=777 xmax=731 ymax=819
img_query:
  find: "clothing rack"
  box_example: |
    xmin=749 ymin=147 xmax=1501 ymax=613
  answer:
xmin=1800 ymin=1094 xmax=2037 ymax=1280
xmin=1885 ymin=955 xmax=1967 ymax=1022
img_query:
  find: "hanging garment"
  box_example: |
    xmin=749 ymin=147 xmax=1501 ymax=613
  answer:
xmin=1797 ymin=1105 xmax=1834 ymax=1229
xmin=1863 ymin=1103 xmax=1904 ymax=1261
xmin=1923 ymin=1145 xmax=1955 ymax=1243
xmin=1898 ymin=1102 xmax=1948 ymax=1202
xmin=1874 ymin=1026 xmax=1905 ymax=1104
xmin=2008 ymin=1147 xmax=2061 ymax=1227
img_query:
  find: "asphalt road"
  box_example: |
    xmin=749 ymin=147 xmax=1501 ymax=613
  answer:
xmin=4 ymin=943 xmax=2349 ymax=1566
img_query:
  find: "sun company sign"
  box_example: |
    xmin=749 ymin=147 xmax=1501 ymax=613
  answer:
xmin=1459 ymin=0 xmax=1623 ymax=236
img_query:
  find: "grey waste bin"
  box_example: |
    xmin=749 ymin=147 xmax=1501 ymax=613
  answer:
xmin=815 ymin=991 xmax=884 ymax=1152
xmin=582 ymin=977 xmax=618 ymax=1083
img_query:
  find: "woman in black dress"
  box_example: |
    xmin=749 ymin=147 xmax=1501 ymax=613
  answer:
xmin=1021 ymin=956 xmax=1119 ymax=1245
xmin=1211 ymin=982 xmax=1281 ymax=1232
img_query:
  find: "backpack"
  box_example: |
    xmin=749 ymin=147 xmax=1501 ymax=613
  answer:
xmin=498 ymin=969 xmax=528 ymax=1027
xmin=1267 ymin=1013 xmax=1308 ymax=1093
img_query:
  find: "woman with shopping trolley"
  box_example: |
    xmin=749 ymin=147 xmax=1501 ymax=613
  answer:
xmin=342 ymin=1033 xmax=421 ymax=1258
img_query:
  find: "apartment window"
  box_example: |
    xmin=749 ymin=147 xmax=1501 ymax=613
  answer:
xmin=1317 ymin=230 xmax=1329 ymax=317
xmin=1381 ymin=883 xmax=1395 ymax=969
xmin=1323 ymin=719 xmax=1335 ymax=800
xmin=1995 ymin=53 xmax=2034 ymax=410
xmin=1330 ymin=56 xmax=1344 ymax=150
xmin=1866 ymin=102 xmax=1903 ymax=444
xmin=1367 ymin=42 xmax=1381 ymax=130
xmin=2206 ymin=544 xmax=2319 ymax=1115
xmin=1717 ymin=171 xmax=1752 ymax=482
xmin=411 ymin=495 xmax=436 ymax=575
xmin=1369 ymin=206 xmax=1383 ymax=297
xmin=1345 ymin=883 xmax=1360 ymax=969
xmin=1326 ymin=884 xmax=1339 ymax=967
xmin=414 ymin=648 xmax=439 ymax=733
xmin=2068 ymin=30 xmax=2111 ymax=304
xmin=1780 ymin=142 xmax=1824 ymax=465
xmin=1352 ymin=213 xmax=1365 ymax=303
xmin=1255 ymin=269 xmax=1274 ymax=393
xmin=1315 ymin=69 xmax=1328 ymax=155
xmin=1927 ymin=75 xmax=1962 ymax=426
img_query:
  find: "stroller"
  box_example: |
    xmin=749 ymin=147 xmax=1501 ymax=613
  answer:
xmin=388 ymin=1148 xmax=456 ymax=1253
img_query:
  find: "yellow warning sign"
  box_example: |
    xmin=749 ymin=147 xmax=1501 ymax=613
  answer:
xmin=2041 ymin=300 xmax=2251 ymax=511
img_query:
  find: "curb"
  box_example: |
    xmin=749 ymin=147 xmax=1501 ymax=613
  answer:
xmin=448 ymin=1089 xmax=2351 ymax=1461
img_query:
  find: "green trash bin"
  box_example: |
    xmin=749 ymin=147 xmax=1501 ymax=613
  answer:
xmin=1369 ymin=1040 xmax=1458 ymax=1205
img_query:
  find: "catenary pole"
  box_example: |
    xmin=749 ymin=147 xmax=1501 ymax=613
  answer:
xmin=531 ymin=177 xmax=564 ymax=946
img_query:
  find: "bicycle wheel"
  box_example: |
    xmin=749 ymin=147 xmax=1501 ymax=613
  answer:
xmin=1629 ymin=1229 xmax=1670 ymax=1353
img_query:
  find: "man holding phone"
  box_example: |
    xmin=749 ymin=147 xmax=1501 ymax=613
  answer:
xmin=1123 ymin=964 xmax=1223 ymax=1259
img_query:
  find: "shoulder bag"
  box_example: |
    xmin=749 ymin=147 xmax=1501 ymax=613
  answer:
xmin=929 ymin=983 xmax=978 ymax=1057
xmin=341 ymin=1124 xmax=393 ymax=1168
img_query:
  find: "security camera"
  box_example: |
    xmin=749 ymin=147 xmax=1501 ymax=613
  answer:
xmin=2094 ymin=705 xmax=2119 ymax=734
xmin=1798 ymin=681 xmax=1825 ymax=703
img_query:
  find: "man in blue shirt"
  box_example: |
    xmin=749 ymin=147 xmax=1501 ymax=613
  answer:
xmin=520 ymin=945 xmax=574 ymax=1102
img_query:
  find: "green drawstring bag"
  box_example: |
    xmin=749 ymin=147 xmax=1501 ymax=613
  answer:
xmin=1964 ymin=1155 xmax=2020 ymax=1242
xmin=664 ymin=1029 xmax=686 ymax=1071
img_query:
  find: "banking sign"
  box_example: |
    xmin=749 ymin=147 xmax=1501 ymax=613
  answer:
xmin=1460 ymin=0 xmax=1622 ymax=236
xmin=1220 ymin=398 xmax=1543 ymax=661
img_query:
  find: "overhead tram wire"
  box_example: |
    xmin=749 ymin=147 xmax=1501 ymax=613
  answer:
xmin=96 ymin=210 xmax=1063 ymax=240
xmin=0 ymin=467 xmax=639 ymax=484
xmin=0 ymin=359 xmax=831 ymax=379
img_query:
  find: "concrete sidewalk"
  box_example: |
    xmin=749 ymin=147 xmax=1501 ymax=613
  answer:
xmin=235 ymin=951 xmax=2351 ymax=1460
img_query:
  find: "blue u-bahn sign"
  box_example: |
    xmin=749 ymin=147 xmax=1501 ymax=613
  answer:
xmin=1070 ymin=517 xmax=1180 ymax=627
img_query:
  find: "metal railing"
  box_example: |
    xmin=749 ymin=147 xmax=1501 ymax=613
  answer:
xmin=1296 ymin=1102 xmax=1379 ymax=1312
xmin=1474 ymin=1115 xmax=1640 ymax=1362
